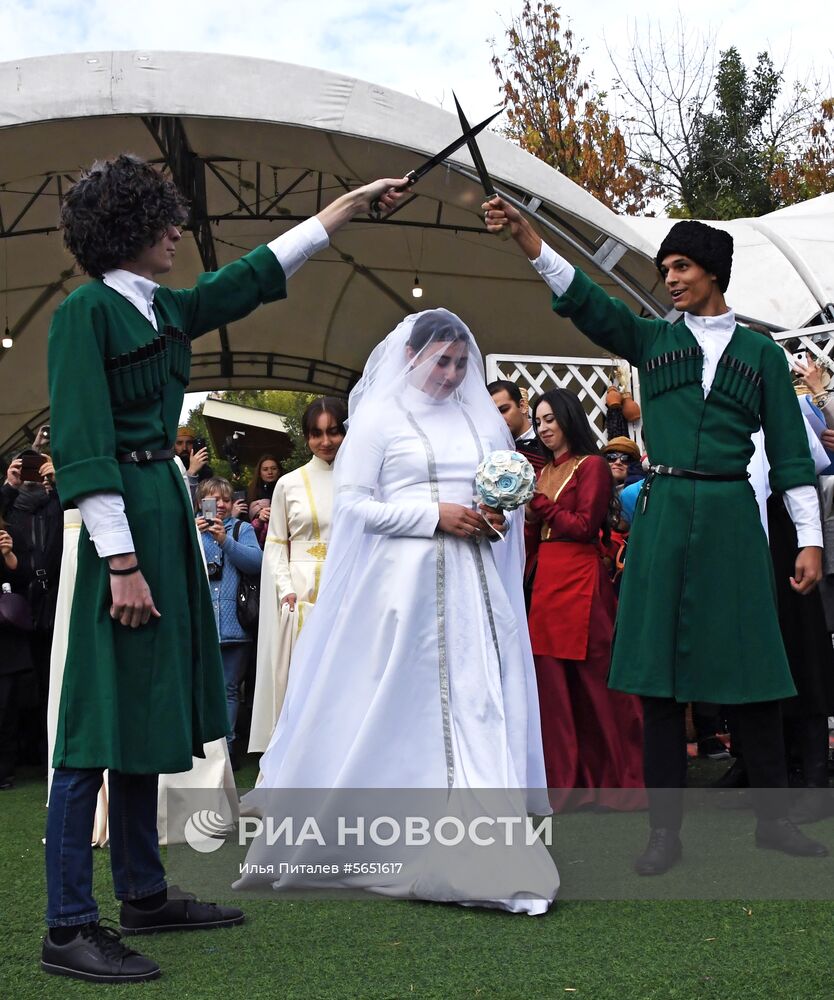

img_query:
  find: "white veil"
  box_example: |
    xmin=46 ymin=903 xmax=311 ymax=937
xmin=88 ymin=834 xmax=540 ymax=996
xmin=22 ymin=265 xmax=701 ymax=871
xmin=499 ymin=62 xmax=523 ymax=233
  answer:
xmin=328 ymin=307 xmax=528 ymax=640
xmin=261 ymin=308 xmax=547 ymax=794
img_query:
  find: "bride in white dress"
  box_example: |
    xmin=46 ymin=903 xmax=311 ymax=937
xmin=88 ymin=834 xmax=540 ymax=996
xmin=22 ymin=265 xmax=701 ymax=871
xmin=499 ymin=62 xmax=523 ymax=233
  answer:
xmin=241 ymin=309 xmax=558 ymax=914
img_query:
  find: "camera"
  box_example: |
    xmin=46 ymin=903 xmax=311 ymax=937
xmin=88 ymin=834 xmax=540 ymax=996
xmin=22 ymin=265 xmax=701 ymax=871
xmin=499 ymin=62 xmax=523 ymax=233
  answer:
xmin=206 ymin=560 xmax=223 ymax=581
xmin=221 ymin=431 xmax=245 ymax=479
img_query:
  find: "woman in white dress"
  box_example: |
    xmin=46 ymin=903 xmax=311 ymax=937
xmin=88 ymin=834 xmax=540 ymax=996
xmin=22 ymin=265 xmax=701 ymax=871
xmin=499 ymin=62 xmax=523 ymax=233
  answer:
xmin=241 ymin=310 xmax=558 ymax=914
xmin=248 ymin=398 xmax=346 ymax=753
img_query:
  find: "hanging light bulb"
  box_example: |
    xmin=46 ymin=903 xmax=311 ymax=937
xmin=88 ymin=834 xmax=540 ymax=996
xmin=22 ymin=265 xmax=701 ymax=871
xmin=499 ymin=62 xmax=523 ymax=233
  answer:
xmin=412 ymin=275 xmax=423 ymax=299
xmin=1 ymin=326 xmax=11 ymax=350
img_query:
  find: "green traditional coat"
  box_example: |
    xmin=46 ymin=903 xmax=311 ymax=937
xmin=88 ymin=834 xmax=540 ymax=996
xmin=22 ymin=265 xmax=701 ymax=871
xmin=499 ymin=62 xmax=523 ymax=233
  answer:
xmin=48 ymin=246 xmax=287 ymax=773
xmin=553 ymin=270 xmax=816 ymax=703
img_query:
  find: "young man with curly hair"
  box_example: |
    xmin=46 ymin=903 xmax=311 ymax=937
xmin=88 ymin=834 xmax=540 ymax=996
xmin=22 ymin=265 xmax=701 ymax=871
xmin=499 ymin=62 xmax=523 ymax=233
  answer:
xmin=42 ymin=154 xmax=405 ymax=983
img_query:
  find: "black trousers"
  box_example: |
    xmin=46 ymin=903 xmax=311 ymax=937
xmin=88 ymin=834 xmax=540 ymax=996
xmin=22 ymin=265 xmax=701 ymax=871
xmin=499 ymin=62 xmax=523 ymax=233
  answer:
xmin=642 ymin=696 xmax=788 ymax=830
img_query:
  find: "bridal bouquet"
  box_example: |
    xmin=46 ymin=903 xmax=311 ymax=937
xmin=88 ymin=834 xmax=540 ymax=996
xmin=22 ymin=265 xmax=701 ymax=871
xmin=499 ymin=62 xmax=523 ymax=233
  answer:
xmin=475 ymin=450 xmax=536 ymax=511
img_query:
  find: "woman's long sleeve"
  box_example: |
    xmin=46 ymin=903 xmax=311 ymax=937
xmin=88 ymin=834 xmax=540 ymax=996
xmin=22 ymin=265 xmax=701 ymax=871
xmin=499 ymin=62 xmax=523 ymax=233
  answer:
xmin=528 ymin=458 xmax=611 ymax=543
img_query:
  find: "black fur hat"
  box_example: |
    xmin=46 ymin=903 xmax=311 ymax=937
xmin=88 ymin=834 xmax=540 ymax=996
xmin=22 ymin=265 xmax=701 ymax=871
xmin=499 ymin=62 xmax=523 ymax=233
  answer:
xmin=655 ymin=220 xmax=734 ymax=292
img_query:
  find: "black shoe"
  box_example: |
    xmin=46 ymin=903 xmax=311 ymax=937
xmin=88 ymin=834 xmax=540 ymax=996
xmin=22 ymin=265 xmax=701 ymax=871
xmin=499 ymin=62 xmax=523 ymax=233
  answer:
xmin=41 ymin=921 xmax=161 ymax=983
xmin=634 ymin=828 xmax=683 ymax=876
xmin=711 ymin=760 xmax=748 ymax=789
xmin=755 ymin=818 xmax=829 ymax=857
xmin=120 ymin=889 xmax=244 ymax=935
xmin=698 ymin=737 xmax=731 ymax=761
xmin=788 ymin=789 xmax=834 ymax=825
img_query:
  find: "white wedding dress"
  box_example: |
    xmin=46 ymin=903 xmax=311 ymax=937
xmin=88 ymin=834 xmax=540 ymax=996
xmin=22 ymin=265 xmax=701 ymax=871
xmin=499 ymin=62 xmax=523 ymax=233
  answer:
xmin=242 ymin=378 xmax=558 ymax=914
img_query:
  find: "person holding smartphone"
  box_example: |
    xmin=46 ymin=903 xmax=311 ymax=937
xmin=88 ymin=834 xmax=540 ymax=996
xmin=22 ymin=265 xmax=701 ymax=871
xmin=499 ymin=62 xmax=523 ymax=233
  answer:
xmin=196 ymin=479 xmax=262 ymax=765
xmin=43 ymin=152 xmax=407 ymax=983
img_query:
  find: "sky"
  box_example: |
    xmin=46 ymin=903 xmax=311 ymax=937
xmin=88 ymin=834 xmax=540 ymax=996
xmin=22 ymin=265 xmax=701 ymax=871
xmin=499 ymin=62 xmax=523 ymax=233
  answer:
xmin=2 ymin=1 xmax=832 ymax=118
xmin=3 ymin=0 xmax=831 ymax=418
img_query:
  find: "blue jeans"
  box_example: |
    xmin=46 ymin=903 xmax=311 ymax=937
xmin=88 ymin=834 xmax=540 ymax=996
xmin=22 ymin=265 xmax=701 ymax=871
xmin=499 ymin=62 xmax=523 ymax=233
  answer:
xmin=45 ymin=768 xmax=166 ymax=927
xmin=222 ymin=642 xmax=250 ymax=745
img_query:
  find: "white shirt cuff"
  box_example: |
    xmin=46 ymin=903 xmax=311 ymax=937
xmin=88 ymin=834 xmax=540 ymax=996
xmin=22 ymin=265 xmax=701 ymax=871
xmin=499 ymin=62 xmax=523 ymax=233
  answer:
xmin=268 ymin=217 xmax=330 ymax=280
xmin=529 ymin=241 xmax=576 ymax=298
xmin=76 ymin=492 xmax=136 ymax=558
xmin=784 ymin=484 xmax=823 ymax=549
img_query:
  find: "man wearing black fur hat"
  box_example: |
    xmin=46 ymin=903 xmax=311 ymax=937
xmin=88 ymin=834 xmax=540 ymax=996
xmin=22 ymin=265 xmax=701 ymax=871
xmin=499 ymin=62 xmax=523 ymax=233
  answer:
xmin=485 ymin=201 xmax=828 ymax=873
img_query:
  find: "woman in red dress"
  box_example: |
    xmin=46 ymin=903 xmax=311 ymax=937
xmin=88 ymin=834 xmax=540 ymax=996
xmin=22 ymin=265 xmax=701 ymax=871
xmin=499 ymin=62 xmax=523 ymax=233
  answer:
xmin=526 ymin=388 xmax=644 ymax=807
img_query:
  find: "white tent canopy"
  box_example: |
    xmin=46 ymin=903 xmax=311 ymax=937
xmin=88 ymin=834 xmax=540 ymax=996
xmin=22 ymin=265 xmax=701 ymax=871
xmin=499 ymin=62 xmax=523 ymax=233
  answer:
xmin=1 ymin=51 xmax=831 ymax=454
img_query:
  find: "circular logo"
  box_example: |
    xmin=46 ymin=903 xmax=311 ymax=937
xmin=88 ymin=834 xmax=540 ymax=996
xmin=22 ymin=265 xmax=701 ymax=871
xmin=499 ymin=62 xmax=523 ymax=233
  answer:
xmin=184 ymin=810 xmax=229 ymax=854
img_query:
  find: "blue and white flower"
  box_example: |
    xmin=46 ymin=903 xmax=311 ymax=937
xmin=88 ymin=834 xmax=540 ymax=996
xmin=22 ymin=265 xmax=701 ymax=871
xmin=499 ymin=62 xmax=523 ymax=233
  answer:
xmin=475 ymin=450 xmax=536 ymax=510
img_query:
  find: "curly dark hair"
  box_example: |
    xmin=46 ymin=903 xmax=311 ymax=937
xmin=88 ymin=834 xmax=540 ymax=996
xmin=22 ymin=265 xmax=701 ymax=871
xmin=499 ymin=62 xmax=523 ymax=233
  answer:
xmin=60 ymin=154 xmax=189 ymax=278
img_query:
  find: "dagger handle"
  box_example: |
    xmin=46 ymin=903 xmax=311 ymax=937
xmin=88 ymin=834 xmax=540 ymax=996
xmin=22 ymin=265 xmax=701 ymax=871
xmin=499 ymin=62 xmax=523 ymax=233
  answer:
xmin=370 ymin=172 xmax=417 ymax=219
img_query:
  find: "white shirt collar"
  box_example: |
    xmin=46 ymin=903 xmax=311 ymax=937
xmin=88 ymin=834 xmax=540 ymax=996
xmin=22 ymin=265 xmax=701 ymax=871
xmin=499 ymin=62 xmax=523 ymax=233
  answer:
xmin=516 ymin=424 xmax=536 ymax=442
xmin=102 ymin=268 xmax=160 ymax=330
xmin=682 ymin=308 xmax=737 ymax=397
xmin=683 ymin=308 xmax=736 ymax=337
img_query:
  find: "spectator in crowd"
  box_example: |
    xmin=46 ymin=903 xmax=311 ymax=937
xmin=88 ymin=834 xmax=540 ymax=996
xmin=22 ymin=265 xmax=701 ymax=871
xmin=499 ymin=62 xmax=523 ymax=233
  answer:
xmin=0 ymin=519 xmax=34 ymax=790
xmin=173 ymin=426 xmax=211 ymax=505
xmin=247 ymin=454 xmax=282 ymax=549
xmin=525 ymin=388 xmax=644 ymax=806
xmin=197 ymin=478 xmax=263 ymax=766
xmin=488 ymin=379 xmax=548 ymax=472
xmin=600 ymin=436 xmax=643 ymax=492
xmin=249 ymin=398 xmax=346 ymax=753
xmin=1 ymin=445 xmax=63 ymax=767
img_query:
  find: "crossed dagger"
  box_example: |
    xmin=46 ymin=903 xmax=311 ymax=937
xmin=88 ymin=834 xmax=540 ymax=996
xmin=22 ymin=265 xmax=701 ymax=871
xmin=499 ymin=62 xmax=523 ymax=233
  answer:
xmin=371 ymin=94 xmax=507 ymax=233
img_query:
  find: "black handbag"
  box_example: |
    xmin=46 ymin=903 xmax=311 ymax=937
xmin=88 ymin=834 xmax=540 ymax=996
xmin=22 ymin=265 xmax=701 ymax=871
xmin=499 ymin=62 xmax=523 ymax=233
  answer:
xmin=232 ymin=521 xmax=260 ymax=633
xmin=0 ymin=587 xmax=34 ymax=632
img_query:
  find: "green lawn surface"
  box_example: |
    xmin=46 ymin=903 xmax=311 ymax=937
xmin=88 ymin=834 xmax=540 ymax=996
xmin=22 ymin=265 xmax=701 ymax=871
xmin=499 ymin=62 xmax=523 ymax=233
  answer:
xmin=2 ymin=758 xmax=833 ymax=1000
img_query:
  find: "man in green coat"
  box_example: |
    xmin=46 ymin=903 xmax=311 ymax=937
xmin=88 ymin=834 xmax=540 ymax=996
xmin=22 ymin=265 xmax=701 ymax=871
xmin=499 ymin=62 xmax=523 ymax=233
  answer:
xmin=484 ymin=196 xmax=829 ymax=874
xmin=42 ymin=154 xmax=405 ymax=983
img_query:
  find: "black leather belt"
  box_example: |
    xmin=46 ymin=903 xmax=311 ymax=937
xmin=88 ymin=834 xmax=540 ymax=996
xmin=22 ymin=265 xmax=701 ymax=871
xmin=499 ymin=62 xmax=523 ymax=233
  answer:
xmin=117 ymin=448 xmax=176 ymax=464
xmin=641 ymin=464 xmax=748 ymax=512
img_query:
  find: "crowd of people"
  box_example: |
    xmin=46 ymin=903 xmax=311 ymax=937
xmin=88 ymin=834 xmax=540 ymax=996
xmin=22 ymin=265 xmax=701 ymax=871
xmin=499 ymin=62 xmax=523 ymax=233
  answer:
xmin=0 ymin=152 xmax=831 ymax=983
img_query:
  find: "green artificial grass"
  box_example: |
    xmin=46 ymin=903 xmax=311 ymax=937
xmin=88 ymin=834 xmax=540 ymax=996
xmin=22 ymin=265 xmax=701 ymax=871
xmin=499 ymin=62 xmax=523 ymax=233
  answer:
xmin=1 ymin=758 xmax=833 ymax=999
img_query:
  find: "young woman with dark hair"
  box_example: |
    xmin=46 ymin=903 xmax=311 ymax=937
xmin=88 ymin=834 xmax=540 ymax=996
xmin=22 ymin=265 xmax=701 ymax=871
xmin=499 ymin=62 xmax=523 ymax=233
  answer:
xmin=248 ymin=396 xmax=347 ymax=751
xmin=525 ymin=387 xmax=644 ymax=806
xmin=247 ymin=454 xmax=283 ymax=549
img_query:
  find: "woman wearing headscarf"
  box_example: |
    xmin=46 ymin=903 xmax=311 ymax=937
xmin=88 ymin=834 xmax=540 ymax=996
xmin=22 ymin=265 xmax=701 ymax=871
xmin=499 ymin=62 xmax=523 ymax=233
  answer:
xmin=526 ymin=389 xmax=644 ymax=806
xmin=248 ymin=398 xmax=346 ymax=752
xmin=241 ymin=309 xmax=558 ymax=913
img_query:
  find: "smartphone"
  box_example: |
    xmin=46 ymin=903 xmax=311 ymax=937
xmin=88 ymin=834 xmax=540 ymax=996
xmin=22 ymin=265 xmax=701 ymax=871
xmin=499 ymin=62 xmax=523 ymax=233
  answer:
xmin=193 ymin=436 xmax=207 ymax=453
xmin=200 ymin=497 xmax=218 ymax=521
xmin=792 ymin=351 xmax=808 ymax=368
xmin=19 ymin=451 xmax=45 ymax=483
xmin=232 ymin=490 xmax=246 ymax=503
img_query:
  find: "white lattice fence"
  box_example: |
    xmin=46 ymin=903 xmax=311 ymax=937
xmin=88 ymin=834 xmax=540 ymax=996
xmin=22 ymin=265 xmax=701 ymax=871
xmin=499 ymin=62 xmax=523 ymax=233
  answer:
xmin=486 ymin=353 xmax=643 ymax=450
xmin=772 ymin=323 xmax=834 ymax=375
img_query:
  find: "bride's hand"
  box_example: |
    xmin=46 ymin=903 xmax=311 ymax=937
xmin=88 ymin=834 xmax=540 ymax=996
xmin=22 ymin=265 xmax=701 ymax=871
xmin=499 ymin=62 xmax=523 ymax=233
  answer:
xmin=478 ymin=504 xmax=507 ymax=538
xmin=438 ymin=503 xmax=486 ymax=539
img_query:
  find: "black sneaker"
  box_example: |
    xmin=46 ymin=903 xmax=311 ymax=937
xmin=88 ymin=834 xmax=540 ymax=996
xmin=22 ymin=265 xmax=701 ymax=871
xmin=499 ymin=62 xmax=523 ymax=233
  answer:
xmin=41 ymin=921 xmax=161 ymax=983
xmin=755 ymin=818 xmax=829 ymax=857
xmin=120 ymin=889 xmax=244 ymax=935
xmin=698 ymin=737 xmax=731 ymax=760
xmin=634 ymin=828 xmax=683 ymax=876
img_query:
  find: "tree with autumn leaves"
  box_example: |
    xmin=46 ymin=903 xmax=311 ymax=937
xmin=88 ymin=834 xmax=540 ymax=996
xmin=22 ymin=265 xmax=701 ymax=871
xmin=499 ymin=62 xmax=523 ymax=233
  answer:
xmin=491 ymin=1 xmax=652 ymax=215
xmin=491 ymin=1 xmax=834 ymax=219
